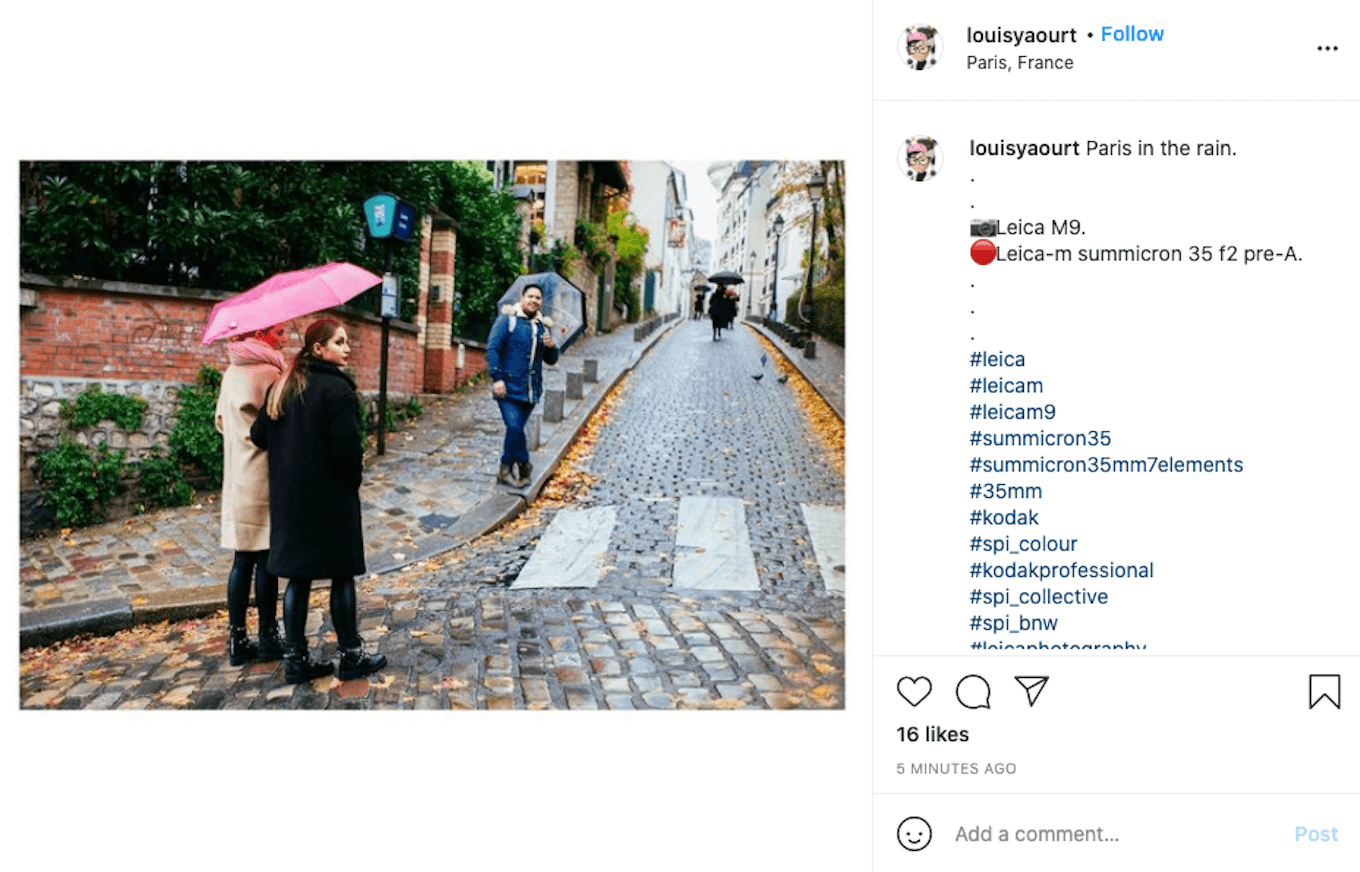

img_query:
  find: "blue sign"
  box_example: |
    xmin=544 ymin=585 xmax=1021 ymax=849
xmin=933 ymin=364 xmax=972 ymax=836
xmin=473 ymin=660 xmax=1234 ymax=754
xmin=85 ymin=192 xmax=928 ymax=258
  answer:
xmin=393 ymin=201 xmax=416 ymax=241
xmin=363 ymin=194 xmax=398 ymax=239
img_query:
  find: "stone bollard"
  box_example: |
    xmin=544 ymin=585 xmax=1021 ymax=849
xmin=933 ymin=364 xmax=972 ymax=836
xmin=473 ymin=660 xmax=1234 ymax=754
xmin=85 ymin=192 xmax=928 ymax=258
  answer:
xmin=526 ymin=409 xmax=541 ymax=450
xmin=543 ymin=389 xmax=565 ymax=423
xmin=583 ymin=359 xmax=598 ymax=383
xmin=566 ymin=370 xmax=584 ymax=400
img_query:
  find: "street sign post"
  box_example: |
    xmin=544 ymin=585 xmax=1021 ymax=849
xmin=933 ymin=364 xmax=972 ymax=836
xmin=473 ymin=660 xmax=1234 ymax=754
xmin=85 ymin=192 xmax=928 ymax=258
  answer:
xmin=363 ymin=191 xmax=417 ymax=455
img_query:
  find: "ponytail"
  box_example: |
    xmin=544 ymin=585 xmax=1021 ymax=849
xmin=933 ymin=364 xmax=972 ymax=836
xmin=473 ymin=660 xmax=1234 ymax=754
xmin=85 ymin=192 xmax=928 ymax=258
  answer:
xmin=265 ymin=318 xmax=341 ymax=420
xmin=266 ymin=348 xmax=311 ymax=420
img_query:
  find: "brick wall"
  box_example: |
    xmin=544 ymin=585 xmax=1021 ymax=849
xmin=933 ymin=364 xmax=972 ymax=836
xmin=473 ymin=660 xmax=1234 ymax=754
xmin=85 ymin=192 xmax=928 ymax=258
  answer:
xmin=20 ymin=274 xmax=421 ymax=393
xmin=18 ymin=274 xmax=431 ymax=534
xmin=22 ymin=285 xmax=226 ymax=382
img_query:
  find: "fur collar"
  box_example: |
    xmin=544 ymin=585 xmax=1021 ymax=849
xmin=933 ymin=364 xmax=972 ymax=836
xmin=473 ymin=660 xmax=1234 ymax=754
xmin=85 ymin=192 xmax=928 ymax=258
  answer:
xmin=501 ymin=303 xmax=553 ymax=327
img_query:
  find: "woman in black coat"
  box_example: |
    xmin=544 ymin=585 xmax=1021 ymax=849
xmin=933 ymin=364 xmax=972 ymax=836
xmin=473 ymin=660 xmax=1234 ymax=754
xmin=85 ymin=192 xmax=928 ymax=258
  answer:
xmin=711 ymin=289 xmax=735 ymax=340
xmin=250 ymin=319 xmax=386 ymax=684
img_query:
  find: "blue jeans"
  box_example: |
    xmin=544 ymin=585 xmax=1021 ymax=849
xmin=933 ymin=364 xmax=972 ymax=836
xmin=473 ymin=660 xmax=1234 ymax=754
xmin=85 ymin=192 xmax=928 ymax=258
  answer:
xmin=496 ymin=398 xmax=533 ymax=466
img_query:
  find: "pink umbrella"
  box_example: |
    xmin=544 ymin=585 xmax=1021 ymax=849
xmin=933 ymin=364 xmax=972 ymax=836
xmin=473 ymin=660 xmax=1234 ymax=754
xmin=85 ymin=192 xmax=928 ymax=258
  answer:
xmin=201 ymin=261 xmax=382 ymax=344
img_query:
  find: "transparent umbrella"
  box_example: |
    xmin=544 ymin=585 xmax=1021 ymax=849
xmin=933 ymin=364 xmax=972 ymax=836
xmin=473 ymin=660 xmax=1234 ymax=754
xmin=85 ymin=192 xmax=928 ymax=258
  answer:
xmin=498 ymin=272 xmax=586 ymax=352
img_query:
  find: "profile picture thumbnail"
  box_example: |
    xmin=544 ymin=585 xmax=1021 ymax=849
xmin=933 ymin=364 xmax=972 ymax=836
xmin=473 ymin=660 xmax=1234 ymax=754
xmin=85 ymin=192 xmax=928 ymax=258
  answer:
xmin=898 ymin=25 xmax=939 ymax=69
xmin=899 ymin=136 xmax=939 ymax=182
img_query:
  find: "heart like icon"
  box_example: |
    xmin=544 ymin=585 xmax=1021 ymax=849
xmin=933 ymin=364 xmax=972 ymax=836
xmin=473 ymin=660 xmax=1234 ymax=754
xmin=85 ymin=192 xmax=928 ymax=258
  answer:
xmin=897 ymin=676 xmax=932 ymax=707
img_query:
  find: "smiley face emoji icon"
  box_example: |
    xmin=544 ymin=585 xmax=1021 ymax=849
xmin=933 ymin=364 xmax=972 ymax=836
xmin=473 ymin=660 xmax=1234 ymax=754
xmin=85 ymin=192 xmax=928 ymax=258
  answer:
xmin=897 ymin=816 xmax=933 ymax=851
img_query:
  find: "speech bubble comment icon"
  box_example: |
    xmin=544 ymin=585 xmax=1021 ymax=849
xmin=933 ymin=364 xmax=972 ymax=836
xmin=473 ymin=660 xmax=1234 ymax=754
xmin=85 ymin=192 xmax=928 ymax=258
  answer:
xmin=897 ymin=676 xmax=932 ymax=706
xmin=956 ymin=674 xmax=992 ymax=709
xmin=897 ymin=816 xmax=933 ymax=852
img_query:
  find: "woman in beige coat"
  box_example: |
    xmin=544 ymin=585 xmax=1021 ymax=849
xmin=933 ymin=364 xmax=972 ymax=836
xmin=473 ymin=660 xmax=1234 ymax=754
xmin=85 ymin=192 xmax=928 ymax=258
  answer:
xmin=214 ymin=324 xmax=288 ymax=665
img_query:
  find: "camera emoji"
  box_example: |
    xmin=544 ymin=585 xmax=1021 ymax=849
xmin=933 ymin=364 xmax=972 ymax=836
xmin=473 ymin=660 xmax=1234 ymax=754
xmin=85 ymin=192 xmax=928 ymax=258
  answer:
xmin=970 ymin=219 xmax=999 ymax=237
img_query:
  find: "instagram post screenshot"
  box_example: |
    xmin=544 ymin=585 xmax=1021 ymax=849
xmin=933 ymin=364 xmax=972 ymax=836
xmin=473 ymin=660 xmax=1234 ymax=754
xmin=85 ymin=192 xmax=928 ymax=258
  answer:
xmin=5 ymin=5 xmax=862 ymax=870
xmin=873 ymin=1 xmax=1356 ymax=869
xmin=6 ymin=1 xmax=1356 ymax=868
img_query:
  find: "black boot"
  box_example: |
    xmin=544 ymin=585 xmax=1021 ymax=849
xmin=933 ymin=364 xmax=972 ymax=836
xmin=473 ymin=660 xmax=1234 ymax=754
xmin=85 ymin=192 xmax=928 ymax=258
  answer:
xmin=257 ymin=624 xmax=285 ymax=662
xmin=516 ymin=460 xmax=533 ymax=483
xmin=498 ymin=463 xmax=525 ymax=487
xmin=283 ymin=642 xmax=334 ymax=684
xmin=337 ymin=644 xmax=387 ymax=681
xmin=228 ymin=626 xmax=258 ymax=666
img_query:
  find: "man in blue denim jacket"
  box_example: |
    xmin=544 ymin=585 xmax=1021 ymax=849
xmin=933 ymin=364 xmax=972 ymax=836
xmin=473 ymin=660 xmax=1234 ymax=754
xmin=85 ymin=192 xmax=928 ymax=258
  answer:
xmin=486 ymin=285 xmax=560 ymax=487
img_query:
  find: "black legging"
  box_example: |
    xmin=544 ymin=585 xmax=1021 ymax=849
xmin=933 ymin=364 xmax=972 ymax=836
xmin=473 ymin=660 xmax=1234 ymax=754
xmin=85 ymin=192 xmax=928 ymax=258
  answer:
xmin=283 ymin=577 xmax=359 ymax=648
xmin=227 ymin=550 xmax=279 ymax=629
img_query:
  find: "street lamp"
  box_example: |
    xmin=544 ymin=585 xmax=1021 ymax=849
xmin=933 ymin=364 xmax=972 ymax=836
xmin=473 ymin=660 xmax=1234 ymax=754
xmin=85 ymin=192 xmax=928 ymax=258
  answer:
xmin=800 ymin=171 xmax=826 ymax=346
xmin=771 ymin=213 xmax=784 ymax=321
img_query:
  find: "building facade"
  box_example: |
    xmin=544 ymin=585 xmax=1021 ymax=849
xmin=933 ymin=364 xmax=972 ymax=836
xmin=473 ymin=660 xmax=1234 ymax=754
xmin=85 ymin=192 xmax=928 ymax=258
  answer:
xmin=488 ymin=160 xmax=631 ymax=335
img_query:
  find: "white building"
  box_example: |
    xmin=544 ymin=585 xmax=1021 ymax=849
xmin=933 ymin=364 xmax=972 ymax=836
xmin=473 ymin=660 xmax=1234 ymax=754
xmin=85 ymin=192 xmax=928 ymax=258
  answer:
xmin=707 ymin=161 xmax=829 ymax=324
xmin=627 ymin=161 xmax=696 ymax=318
xmin=486 ymin=159 xmax=630 ymax=333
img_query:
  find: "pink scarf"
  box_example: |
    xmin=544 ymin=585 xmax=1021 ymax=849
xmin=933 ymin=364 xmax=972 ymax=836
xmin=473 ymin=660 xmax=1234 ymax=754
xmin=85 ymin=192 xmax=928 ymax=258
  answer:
xmin=227 ymin=337 xmax=286 ymax=374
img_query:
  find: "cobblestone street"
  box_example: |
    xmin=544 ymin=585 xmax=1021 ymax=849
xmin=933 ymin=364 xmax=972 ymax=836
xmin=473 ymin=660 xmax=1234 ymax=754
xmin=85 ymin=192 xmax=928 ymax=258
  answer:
xmin=20 ymin=321 xmax=845 ymax=710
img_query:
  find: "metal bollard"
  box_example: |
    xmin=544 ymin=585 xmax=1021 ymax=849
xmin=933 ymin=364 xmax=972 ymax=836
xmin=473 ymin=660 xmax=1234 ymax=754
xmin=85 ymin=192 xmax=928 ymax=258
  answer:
xmin=543 ymin=389 xmax=565 ymax=423
xmin=583 ymin=359 xmax=598 ymax=383
xmin=566 ymin=370 xmax=584 ymax=400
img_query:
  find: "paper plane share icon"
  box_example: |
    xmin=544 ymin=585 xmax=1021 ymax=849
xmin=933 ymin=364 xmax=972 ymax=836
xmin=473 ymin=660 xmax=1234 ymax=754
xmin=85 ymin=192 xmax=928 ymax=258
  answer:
xmin=1014 ymin=676 xmax=1049 ymax=707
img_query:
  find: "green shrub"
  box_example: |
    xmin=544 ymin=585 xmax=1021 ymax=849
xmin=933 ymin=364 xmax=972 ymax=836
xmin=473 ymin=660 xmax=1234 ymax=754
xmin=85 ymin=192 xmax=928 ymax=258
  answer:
xmin=135 ymin=450 xmax=193 ymax=511
xmin=63 ymin=386 xmax=147 ymax=430
xmin=35 ymin=441 xmax=126 ymax=527
xmin=168 ymin=365 xmax=224 ymax=486
xmin=785 ymin=274 xmax=844 ymax=348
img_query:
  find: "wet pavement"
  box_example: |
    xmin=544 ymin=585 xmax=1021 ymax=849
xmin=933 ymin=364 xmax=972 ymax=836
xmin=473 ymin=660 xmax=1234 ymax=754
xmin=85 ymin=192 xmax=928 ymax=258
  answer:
xmin=19 ymin=317 xmax=846 ymax=710
xmin=18 ymin=318 xmax=679 ymax=645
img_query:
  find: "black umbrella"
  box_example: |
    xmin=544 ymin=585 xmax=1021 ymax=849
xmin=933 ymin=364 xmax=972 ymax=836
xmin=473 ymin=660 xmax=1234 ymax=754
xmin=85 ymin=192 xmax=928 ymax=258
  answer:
xmin=708 ymin=271 xmax=745 ymax=286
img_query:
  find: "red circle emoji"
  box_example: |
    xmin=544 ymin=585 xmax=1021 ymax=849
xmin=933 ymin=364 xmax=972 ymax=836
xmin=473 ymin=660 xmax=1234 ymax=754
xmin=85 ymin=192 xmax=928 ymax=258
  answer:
xmin=971 ymin=239 xmax=997 ymax=265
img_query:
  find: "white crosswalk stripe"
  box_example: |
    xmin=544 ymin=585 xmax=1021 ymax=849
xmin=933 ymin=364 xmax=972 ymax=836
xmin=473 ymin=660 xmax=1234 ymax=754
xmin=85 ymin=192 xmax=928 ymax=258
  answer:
xmin=507 ymin=498 xmax=843 ymax=592
xmin=510 ymin=505 xmax=618 ymax=589
xmin=800 ymin=504 xmax=845 ymax=594
xmin=671 ymin=496 xmax=760 ymax=591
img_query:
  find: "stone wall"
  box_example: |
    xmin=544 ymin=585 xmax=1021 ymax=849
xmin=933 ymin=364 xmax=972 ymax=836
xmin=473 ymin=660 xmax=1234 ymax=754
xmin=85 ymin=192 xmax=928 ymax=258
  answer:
xmin=17 ymin=378 xmax=451 ymax=536
xmin=20 ymin=377 xmax=182 ymax=489
xmin=19 ymin=377 xmax=196 ymax=535
xmin=18 ymin=273 xmax=425 ymax=535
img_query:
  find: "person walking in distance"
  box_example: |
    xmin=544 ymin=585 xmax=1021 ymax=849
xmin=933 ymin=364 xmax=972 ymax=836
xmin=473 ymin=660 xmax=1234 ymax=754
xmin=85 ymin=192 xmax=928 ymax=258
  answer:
xmin=214 ymin=323 xmax=288 ymax=666
xmin=250 ymin=319 xmax=387 ymax=683
xmin=486 ymin=284 xmax=559 ymax=487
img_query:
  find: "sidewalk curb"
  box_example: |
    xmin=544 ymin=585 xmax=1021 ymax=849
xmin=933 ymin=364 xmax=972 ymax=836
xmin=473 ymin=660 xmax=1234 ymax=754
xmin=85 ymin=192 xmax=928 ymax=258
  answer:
xmin=373 ymin=316 xmax=680 ymax=572
xmin=19 ymin=319 xmax=682 ymax=649
xmin=20 ymin=598 xmax=135 ymax=649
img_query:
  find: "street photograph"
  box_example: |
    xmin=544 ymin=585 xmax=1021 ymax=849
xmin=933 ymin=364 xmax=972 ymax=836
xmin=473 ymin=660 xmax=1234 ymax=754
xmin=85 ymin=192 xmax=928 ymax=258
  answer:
xmin=18 ymin=159 xmax=847 ymax=711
